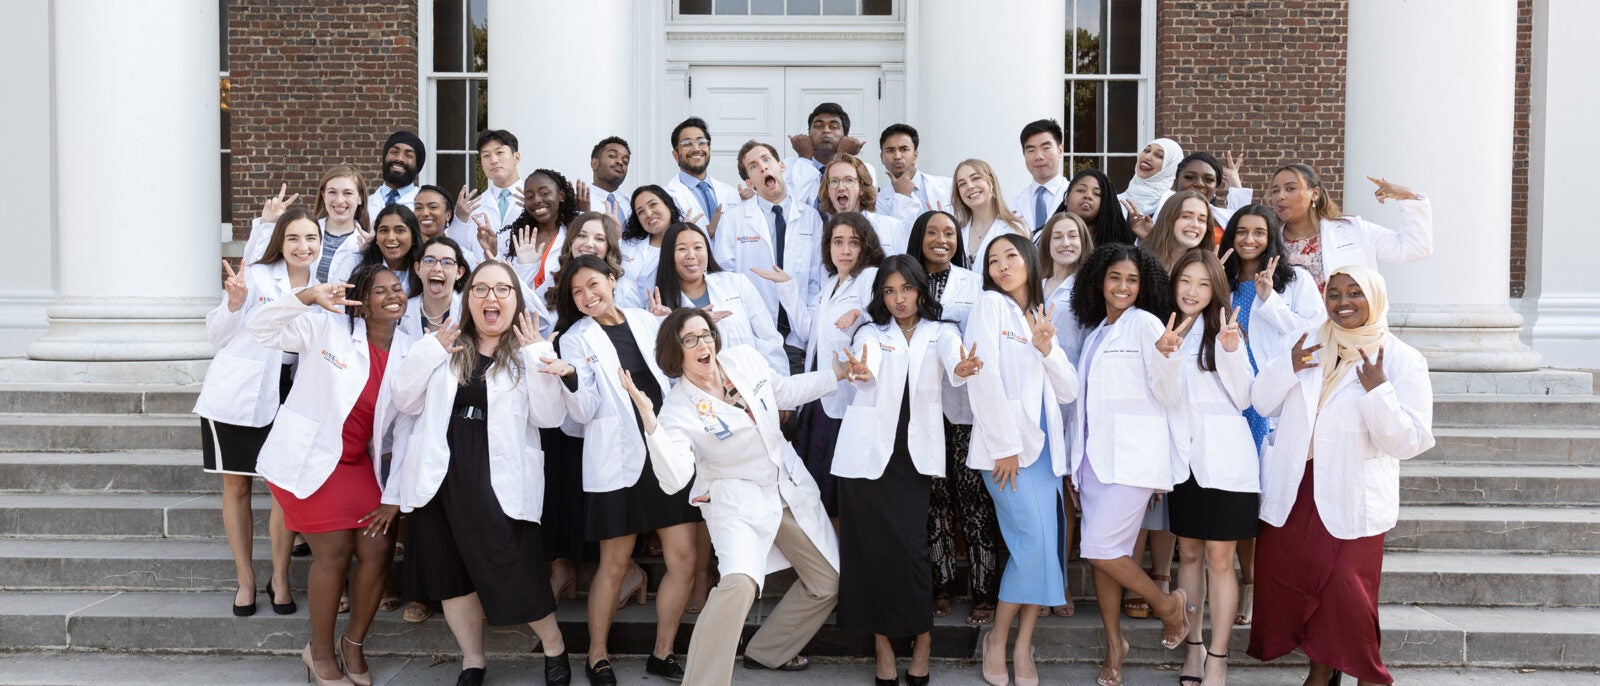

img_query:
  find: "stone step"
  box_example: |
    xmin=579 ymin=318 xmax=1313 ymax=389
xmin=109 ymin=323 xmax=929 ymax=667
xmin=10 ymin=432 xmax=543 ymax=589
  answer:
xmin=1433 ymin=394 xmax=1600 ymax=429
xmin=0 ymin=383 xmax=200 ymax=415
xmin=2 ymin=590 xmax=1596 ymax=669
xmin=0 ymin=413 xmax=199 ymax=452
xmin=1378 ymin=551 xmax=1600 ymax=607
xmin=1399 ymin=464 xmax=1600 ymax=505
xmin=1388 ymin=505 xmax=1600 ymax=553
xmin=0 ymin=493 xmax=253 ymax=538
xmin=0 ymin=451 xmax=239 ymax=494
xmin=1425 ymin=426 xmax=1600 ymax=465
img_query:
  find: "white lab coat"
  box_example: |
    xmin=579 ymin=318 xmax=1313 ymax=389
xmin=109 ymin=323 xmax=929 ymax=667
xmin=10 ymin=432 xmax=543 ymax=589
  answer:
xmin=509 ymin=224 xmax=567 ymax=302
xmin=384 ymin=335 xmax=568 ymax=521
xmin=559 ymin=308 xmax=672 ymax=493
xmin=672 ymin=272 xmax=789 ymax=377
xmin=1243 ymin=265 xmax=1325 ymax=373
xmin=193 ymin=261 xmax=299 ymax=427
xmin=1157 ymin=326 xmax=1257 ymax=492
xmin=833 ymin=320 xmax=967 ymax=479
xmin=963 ymin=291 xmax=1080 ymax=474
xmin=1252 ymin=332 xmax=1434 ymax=539
xmin=664 ymin=173 xmax=741 ymax=225
xmin=935 ymin=266 xmax=983 ymax=425
xmin=397 ymin=292 xmax=462 ymax=340
xmin=242 ymin=217 xmax=361 ymax=273
xmin=467 ymin=177 xmax=527 ymax=241
xmin=1070 ymin=308 xmax=1182 ymax=491
xmin=1312 ymin=196 xmax=1433 ymax=283
xmin=1008 ymin=176 xmax=1070 ymax=234
xmin=785 ymin=156 xmax=880 ymax=212
xmin=435 ymin=216 xmax=489 ymax=270
xmin=1043 ymin=274 xmax=1090 ymax=430
xmin=965 ymin=217 xmax=1030 ymax=269
xmin=645 ymin=345 xmax=841 ymax=587
xmin=618 ymin=238 xmax=661 ymax=308
xmin=860 ymin=210 xmax=910 ymax=256
xmin=776 ymin=267 xmax=877 ymax=417
xmin=711 ymin=197 xmax=825 ymax=348
xmin=247 ymin=294 xmax=420 ymax=499
xmin=876 ymin=171 xmax=953 ymax=224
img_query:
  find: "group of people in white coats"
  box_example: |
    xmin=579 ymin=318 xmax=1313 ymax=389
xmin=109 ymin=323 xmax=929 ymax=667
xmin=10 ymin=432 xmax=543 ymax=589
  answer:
xmin=192 ymin=110 xmax=1438 ymax=686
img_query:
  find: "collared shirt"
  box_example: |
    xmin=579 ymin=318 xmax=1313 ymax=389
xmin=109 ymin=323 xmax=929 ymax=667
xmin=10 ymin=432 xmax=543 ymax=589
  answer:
xmin=677 ymin=170 xmax=717 ymax=219
xmin=588 ymin=183 xmax=632 ymax=223
xmin=1010 ymin=175 xmax=1071 ymax=233
xmin=367 ymin=183 xmax=419 ymax=221
xmin=756 ymin=194 xmax=792 ymax=238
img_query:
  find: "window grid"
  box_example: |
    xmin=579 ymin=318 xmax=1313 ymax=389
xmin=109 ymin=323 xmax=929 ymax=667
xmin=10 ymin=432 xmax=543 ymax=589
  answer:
xmin=675 ymin=0 xmax=896 ymax=19
xmin=424 ymin=0 xmax=489 ymax=194
xmin=1063 ymin=0 xmax=1153 ymax=184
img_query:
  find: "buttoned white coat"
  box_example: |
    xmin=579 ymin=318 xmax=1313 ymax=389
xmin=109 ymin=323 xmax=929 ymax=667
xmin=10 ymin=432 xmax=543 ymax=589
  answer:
xmin=833 ymin=319 xmax=967 ymax=479
xmin=963 ymin=291 xmax=1080 ymax=474
xmin=559 ymin=308 xmax=673 ymax=493
xmin=194 ymin=261 xmax=300 ymax=428
xmin=1157 ymin=326 xmax=1257 ymax=492
xmin=1070 ymin=308 xmax=1182 ymax=490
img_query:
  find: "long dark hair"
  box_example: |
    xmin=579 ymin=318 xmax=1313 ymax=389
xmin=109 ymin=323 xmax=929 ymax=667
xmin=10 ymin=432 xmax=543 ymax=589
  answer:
xmin=1219 ymin=204 xmax=1297 ymax=293
xmin=344 ymin=263 xmax=395 ymax=333
xmin=363 ymin=205 xmax=425 ymax=294
xmin=1071 ymin=243 xmax=1173 ymax=328
xmin=906 ymin=209 xmax=967 ymax=270
xmin=865 ymin=255 xmax=948 ymax=326
xmin=256 ymin=205 xmax=319 ymax=266
xmin=553 ymin=254 xmax=621 ymax=336
xmin=503 ymin=168 xmax=579 ymax=259
xmin=1058 ymin=168 xmax=1133 ymax=247
xmin=821 ymin=212 xmax=885 ymax=277
xmin=978 ymin=233 xmax=1046 ymax=312
xmin=622 ymin=185 xmax=682 ymax=242
xmin=1169 ymin=249 xmax=1231 ymax=372
xmin=654 ymin=222 xmax=725 ymax=308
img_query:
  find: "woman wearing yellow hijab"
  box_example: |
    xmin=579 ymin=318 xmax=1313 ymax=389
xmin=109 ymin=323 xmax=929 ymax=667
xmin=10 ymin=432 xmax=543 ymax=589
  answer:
xmin=1243 ymin=265 xmax=1435 ymax=686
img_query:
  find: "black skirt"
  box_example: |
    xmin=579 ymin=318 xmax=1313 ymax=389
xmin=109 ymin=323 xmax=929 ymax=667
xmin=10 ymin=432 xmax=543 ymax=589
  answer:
xmin=836 ymin=383 xmax=933 ymax=637
xmin=402 ymin=413 xmax=556 ymax=626
xmin=584 ymin=453 xmax=701 ymax=542
xmin=540 ymin=427 xmax=595 ymax=565
xmin=1168 ymin=475 xmax=1260 ymax=541
xmin=199 ymin=362 xmax=294 ymax=475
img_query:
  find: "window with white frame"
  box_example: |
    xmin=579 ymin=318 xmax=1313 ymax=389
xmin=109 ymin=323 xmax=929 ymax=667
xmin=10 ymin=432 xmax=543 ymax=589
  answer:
xmin=675 ymin=0 xmax=895 ymax=19
xmin=1064 ymin=0 xmax=1155 ymax=183
xmin=219 ymin=0 xmax=231 ymax=231
xmin=422 ymin=0 xmax=488 ymax=193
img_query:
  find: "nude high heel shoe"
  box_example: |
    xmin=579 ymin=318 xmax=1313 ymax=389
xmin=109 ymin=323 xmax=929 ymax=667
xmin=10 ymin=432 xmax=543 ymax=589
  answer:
xmin=302 ymin=643 xmax=354 ymax=686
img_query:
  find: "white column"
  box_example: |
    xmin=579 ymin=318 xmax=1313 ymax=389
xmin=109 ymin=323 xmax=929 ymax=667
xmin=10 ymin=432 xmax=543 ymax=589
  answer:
xmin=1342 ymin=0 xmax=1540 ymax=372
xmin=487 ymin=0 xmax=635 ymax=184
xmin=909 ymin=0 xmax=1065 ymax=195
xmin=1521 ymin=0 xmax=1600 ymax=369
xmin=28 ymin=0 xmax=220 ymax=361
xmin=0 ymin=0 xmax=56 ymax=356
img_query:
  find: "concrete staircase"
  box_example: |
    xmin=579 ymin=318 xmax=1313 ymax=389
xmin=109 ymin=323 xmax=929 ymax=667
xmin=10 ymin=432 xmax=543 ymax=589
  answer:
xmin=0 ymin=381 xmax=1597 ymax=672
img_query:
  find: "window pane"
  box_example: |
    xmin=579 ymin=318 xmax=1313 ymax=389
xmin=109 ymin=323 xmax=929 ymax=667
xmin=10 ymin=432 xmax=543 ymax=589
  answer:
xmin=218 ymin=0 xmax=230 ymax=71
xmin=862 ymin=0 xmax=892 ymax=15
xmin=436 ymin=80 xmax=468 ymax=151
xmin=1107 ymin=156 xmax=1134 ymax=186
xmin=751 ymin=0 xmax=784 ymax=14
xmin=680 ymin=0 xmax=712 ymax=14
xmin=1071 ymin=81 xmax=1098 ymax=154
xmin=715 ymin=0 xmax=749 ymax=14
xmin=1069 ymin=0 xmax=1101 ymax=75
xmin=1107 ymin=0 xmax=1141 ymax=74
xmin=434 ymin=0 xmax=464 ymax=71
xmin=1106 ymin=81 xmax=1139 ymax=152
xmin=220 ymin=151 xmax=232 ymax=224
xmin=470 ymin=0 xmax=488 ymax=71
xmin=822 ymin=0 xmax=854 ymax=15
xmin=788 ymin=0 xmax=820 ymax=14
xmin=473 ymin=79 xmax=489 ymax=140
xmin=438 ymin=153 xmax=468 ymax=196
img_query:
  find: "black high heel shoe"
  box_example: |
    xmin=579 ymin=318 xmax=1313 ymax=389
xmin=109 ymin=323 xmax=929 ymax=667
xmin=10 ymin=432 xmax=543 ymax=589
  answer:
xmin=232 ymin=586 xmax=256 ymax=617
xmin=875 ymin=676 xmax=899 ymax=685
xmin=456 ymin=666 xmax=486 ymax=686
xmin=542 ymin=651 xmax=570 ymax=686
xmin=270 ymin=576 xmax=297 ymax=615
xmin=905 ymin=671 xmax=929 ymax=686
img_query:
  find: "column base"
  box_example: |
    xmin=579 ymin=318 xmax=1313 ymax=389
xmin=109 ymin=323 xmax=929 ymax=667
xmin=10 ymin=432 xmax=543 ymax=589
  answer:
xmin=26 ymin=297 xmax=217 ymax=362
xmin=1387 ymin=303 xmax=1543 ymax=372
xmin=1520 ymin=293 xmax=1600 ymax=370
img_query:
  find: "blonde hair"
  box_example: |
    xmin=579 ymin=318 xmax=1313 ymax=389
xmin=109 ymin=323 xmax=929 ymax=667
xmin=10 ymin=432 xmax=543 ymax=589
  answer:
xmin=313 ymin=165 xmax=372 ymax=232
xmin=816 ymin=153 xmax=877 ymax=215
xmin=1037 ymin=211 xmax=1093 ymax=279
xmin=1143 ymin=190 xmax=1214 ymax=270
xmin=950 ymin=158 xmax=1027 ymax=235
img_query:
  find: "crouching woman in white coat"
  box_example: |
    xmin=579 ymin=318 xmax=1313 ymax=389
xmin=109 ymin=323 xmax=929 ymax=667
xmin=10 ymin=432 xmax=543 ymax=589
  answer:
xmin=1246 ymin=265 xmax=1434 ymax=686
xmin=629 ymin=308 xmax=865 ymax=686
xmin=833 ymin=255 xmax=981 ymax=685
xmin=387 ymin=260 xmax=574 ymax=686
xmin=248 ymin=266 xmax=416 ymax=686
xmin=966 ymin=234 xmax=1079 ymax=686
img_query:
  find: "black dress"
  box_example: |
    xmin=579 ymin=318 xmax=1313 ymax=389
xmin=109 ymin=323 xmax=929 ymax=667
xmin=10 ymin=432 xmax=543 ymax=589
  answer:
xmin=582 ymin=321 xmax=701 ymax=541
xmin=836 ymin=380 xmax=934 ymax=637
xmin=1168 ymin=475 xmax=1260 ymax=541
xmin=200 ymin=362 xmax=295 ymax=475
xmin=402 ymin=354 xmax=557 ymax=625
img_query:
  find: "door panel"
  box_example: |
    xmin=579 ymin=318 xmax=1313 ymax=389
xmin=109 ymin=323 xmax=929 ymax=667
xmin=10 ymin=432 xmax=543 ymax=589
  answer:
xmin=784 ymin=67 xmax=881 ymax=165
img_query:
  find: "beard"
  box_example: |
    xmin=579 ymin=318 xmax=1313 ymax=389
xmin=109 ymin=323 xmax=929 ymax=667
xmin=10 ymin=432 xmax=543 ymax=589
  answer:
xmin=678 ymin=158 xmax=708 ymax=176
xmin=383 ymin=162 xmax=418 ymax=188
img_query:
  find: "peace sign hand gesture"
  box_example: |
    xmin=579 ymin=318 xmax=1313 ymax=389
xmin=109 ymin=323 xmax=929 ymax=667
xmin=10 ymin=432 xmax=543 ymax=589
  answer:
xmin=299 ymin=282 xmax=363 ymax=314
xmin=1291 ymin=332 xmax=1324 ymax=373
xmin=1026 ymin=304 xmax=1057 ymax=356
xmin=1356 ymin=346 xmax=1388 ymax=391
xmin=1222 ymin=151 xmax=1246 ymax=191
xmin=954 ymin=342 xmax=983 ymax=378
xmin=474 ymin=214 xmax=498 ymax=259
xmin=433 ymin=319 xmax=465 ymax=354
xmin=1367 ymin=176 xmax=1419 ymax=204
xmin=1157 ymin=312 xmax=1194 ymax=357
xmin=705 ymin=204 xmax=724 ymax=239
xmin=260 ymin=183 xmax=299 ymax=224
xmin=837 ymin=344 xmax=872 ymax=383
xmin=1122 ymin=198 xmax=1153 ymax=240
xmin=647 ymin=288 xmax=672 ymax=317
xmin=1218 ymin=306 xmax=1243 ymax=353
xmin=1255 ymin=255 xmax=1279 ymax=302
xmin=222 ymin=260 xmax=248 ymax=312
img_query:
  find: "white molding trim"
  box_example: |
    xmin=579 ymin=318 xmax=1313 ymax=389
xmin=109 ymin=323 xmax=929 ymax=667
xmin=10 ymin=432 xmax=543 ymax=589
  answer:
xmin=1522 ymin=293 xmax=1600 ymax=369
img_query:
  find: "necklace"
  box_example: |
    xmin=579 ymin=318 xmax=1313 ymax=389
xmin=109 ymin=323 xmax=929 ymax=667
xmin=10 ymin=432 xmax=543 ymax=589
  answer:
xmin=421 ymin=299 xmax=450 ymax=327
xmin=897 ymin=320 xmax=918 ymax=339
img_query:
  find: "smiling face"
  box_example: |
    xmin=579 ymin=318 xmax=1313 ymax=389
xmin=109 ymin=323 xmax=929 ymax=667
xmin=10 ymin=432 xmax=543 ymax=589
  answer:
xmin=593 ymin=143 xmax=630 ymax=188
xmin=1103 ymin=258 xmax=1141 ymax=317
xmin=362 ymin=270 xmax=408 ymax=324
xmin=954 ymin=163 xmax=992 ymax=213
xmin=1022 ymin=131 xmax=1062 ymax=183
xmin=676 ymin=315 xmax=719 ymax=379
xmin=417 ymin=242 xmax=463 ymax=299
xmin=920 ymin=213 xmax=959 ymax=270
xmin=1324 ymin=273 xmax=1370 ymax=329
xmin=986 ymin=240 xmax=1029 ymax=301
xmin=466 ymin=264 xmax=522 ymax=336
xmin=568 ymin=219 xmax=609 ymax=259
xmin=880 ymin=132 xmax=918 ymax=178
xmin=281 ymin=218 xmax=322 ymax=270
xmin=1268 ymin=168 xmax=1318 ymax=225
xmin=828 ymin=224 xmax=863 ymax=275
xmin=634 ymin=191 xmax=673 ymax=236
xmin=413 ymin=189 xmax=451 ymax=238
xmin=1174 ymin=261 xmax=1214 ymax=318
xmin=322 ymin=176 xmax=360 ymax=223
xmin=673 ymin=228 xmax=710 ymax=284
xmin=672 ymin=126 xmax=710 ymax=176
xmin=1065 ymin=175 xmax=1102 ymax=222
xmin=880 ymin=270 xmax=920 ymax=322
xmin=1232 ymin=214 xmax=1271 ymax=264
xmin=1172 ymin=197 xmax=1211 ymax=250
xmin=1176 ymin=160 xmax=1218 ymax=200
xmin=478 ymin=142 xmax=520 ymax=188
xmin=568 ymin=266 xmax=618 ymax=319
xmin=382 ymin=143 xmax=418 ymax=187
xmin=824 ymin=161 xmax=861 ymax=213
xmin=524 ymin=175 xmax=561 ymax=227
xmin=374 ymin=214 xmax=413 ymax=264
xmin=1050 ymin=221 xmax=1083 ymax=271
xmin=1135 ymin=142 xmax=1168 ymax=179
xmin=741 ymin=145 xmax=788 ymax=202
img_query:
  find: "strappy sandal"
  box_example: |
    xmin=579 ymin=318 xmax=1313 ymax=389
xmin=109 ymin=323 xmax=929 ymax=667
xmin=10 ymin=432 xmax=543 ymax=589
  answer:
xmin=1051 ymin=596 xmax=1075 ymax=617
xmin=1205 ymin=649 xmax=1230 ymax=685
xmin=402 ymin=601 xmax=433 ymax=623
xmin=932 ymin=594 xmax=951 ymax=618
xmin=1159 ymin=588 xmax=1194 ymax=650
xmin=1097 ymin=638 xmax=1129 ymax=686
xmin=1121 ymin=590 xmax=1151 ymax=619
xmin=966 ymin=601 xmax=996 ymax=626
xmin=1235 ymin=582 xmax=1255 ymax=625
xmin=1179 ymin=640 xmax=1205 ymax=685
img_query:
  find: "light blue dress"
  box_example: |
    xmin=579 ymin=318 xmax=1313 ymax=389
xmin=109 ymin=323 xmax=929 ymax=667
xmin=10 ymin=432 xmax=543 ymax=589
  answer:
xmin=981 ymin=397 xmax=1068 ymax=607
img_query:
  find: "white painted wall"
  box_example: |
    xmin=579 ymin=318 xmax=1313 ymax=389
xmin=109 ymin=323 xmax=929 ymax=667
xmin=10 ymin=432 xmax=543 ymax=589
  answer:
xmin=0 ymin=0 xmax=55 ymax=357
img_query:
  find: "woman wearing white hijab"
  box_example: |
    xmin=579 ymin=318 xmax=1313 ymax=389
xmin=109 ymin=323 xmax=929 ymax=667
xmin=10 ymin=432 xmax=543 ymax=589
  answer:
xmin=1245 ymin=264 xmax=1434 ymax=686
xmin=1118 ymin=138 xmax=1185 ymax=220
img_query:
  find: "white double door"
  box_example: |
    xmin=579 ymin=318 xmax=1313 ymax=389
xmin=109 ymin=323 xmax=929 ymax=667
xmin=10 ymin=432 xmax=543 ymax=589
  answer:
xmin=688 ymin=66 xmax=882 ymax=188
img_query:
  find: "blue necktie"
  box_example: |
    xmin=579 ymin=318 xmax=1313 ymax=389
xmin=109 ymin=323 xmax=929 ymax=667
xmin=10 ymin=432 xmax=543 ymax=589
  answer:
xmin=498 ymin=188 xmax=510 ymax=221
xmin=385 ymin=188 xmax=399 ymax=207
xmin=695 ymin=181 xmax=716 ymax=221
xmin=1033 ymin=185 xmax=1049 ymax=231
xmin=606 ymin=194 xmax=620 ymax=218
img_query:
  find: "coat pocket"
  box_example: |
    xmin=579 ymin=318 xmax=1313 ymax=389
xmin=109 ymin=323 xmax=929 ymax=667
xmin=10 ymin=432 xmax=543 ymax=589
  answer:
xmin=259 ymin=405 xmax=319 ymax=487
xmin=1112 ymin=413 xmax=1171 ymax=486
xmin=196 ymin=355 xmax=269 ymax=424
xmin=1201 ymin=415 xmax=1259 ymax=492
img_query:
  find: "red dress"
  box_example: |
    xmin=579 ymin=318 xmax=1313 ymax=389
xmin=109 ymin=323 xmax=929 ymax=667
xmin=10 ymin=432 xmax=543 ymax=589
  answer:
xmin=270 ymin=344 xmax=389 ymax=534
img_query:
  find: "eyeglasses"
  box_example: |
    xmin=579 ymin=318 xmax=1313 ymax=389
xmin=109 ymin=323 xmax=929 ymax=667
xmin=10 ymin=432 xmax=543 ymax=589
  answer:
xmin=420 ymin=256 xmax=458 ymax=269
xmin=468 ymin=284 xmax=516 ymax=300
xmin=679 ymin=331 xmax=718 ymax=349
xmin=826 ymin=177 xmax=859 ymax=188
xmin=677 ymin=137 xmax=710 ymax=150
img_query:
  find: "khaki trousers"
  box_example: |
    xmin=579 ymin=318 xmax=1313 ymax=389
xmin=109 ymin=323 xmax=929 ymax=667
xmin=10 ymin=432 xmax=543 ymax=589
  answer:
xmin=681 ymin=507 xmax=839 ymax=685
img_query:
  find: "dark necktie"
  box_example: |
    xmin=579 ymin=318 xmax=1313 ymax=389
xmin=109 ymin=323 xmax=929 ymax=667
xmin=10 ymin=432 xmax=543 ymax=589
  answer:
xmin=772 ymin=204 xmax=790 ymax=337
xmin=386 ymin=188 xmax=399 ymax=207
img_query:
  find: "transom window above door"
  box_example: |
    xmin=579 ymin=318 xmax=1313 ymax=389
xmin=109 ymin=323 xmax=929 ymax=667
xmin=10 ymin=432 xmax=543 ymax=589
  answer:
xmin=675 ymin=0 xmax=895 ymax=19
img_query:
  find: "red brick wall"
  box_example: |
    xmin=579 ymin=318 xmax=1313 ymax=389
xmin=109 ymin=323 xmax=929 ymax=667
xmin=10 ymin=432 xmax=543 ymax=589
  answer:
xmin=1510 ymin=0 xmax=1531 ymax=298
xmin=1155 ymin=0 xmax=1349 ymax=203
xmin=227 ymin=1 xmax=418 ymax=241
